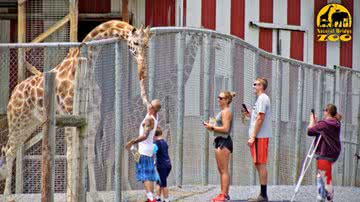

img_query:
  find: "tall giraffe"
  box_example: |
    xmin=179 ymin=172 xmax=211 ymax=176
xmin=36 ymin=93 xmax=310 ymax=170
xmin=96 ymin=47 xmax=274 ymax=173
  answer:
xmin=1 ymin=20 xmax=151 ymax=198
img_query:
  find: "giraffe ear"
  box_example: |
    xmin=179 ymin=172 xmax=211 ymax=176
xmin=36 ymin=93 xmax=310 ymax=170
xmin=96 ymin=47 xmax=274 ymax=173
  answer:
xmin=144 ymin=26 xmax=153 ymax=38
xmin=139 ymin=24 xmax=144 ymax=32
xmin=144 ymin=26 xmax=150 ymax=33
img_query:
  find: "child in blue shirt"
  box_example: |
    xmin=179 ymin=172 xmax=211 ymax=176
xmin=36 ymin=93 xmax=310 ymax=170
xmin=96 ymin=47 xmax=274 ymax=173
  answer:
xmin=154 ymin=127 xmax=171 ymax=202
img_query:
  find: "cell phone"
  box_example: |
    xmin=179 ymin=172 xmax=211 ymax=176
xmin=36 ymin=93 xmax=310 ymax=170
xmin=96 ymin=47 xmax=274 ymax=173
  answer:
xmin=200 ymin=120 xmax=206 ymax=125
xmin=311 ymin=109 xmax=315 ymax=119
xmin=242 ymin=104 xmax=249 ymax=113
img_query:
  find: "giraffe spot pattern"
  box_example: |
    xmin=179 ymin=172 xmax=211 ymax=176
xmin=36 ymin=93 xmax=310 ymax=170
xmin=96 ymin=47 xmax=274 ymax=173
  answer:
xmin=59 ymin=80 xmax=71 ymax=91
xmin=12 ymin=95 xmax=22 ymax=107
xmin=30 ymin=88 xmax=36 ymax=98
xmin=38 ymin=98 xmax=43 ymax=108
xmin=38 ymin=80 xmax=44 ymax=88
xmin=58 ymin=69 xmax=68 ymax=79
xmin=36 ymin=88 xmax=43 ymax=98
xmin=18 ymin=83 xmax=25 ymax=90
xmin=7 ymin=104 xmax=12 ymax=112
xmin=68 ymin=70 xmax=75 ymax=80
xmin=64 ymin=97 xmax=73 ymax=106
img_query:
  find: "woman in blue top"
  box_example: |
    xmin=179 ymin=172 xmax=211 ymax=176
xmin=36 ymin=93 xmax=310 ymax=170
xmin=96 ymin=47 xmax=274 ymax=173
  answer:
xmin=154 ymin=127 xmax=172 ymax=202
xmin=203 ymin=91 xmax=235 ymax=202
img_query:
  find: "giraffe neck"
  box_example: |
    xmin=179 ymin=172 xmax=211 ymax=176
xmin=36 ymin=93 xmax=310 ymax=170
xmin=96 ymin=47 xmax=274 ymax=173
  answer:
xmin=82 ymin=20 xmax=133 ymax=43
xmin=325 ymin=6 xmax=332 ymax=15
xmin=53 ymin=21 xmax=134 ymax=78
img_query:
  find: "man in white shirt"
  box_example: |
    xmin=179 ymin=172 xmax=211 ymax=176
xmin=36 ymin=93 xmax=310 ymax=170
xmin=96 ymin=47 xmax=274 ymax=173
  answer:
xmin=243 ymin=77 xmax=272 ymax=202
xmin=126 ymin=99 xmax=161 ymax=202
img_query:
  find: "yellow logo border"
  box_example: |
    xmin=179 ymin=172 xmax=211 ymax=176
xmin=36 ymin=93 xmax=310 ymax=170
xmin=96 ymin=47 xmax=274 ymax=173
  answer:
xmin=316 ymin=3 xmax=352 ymax=42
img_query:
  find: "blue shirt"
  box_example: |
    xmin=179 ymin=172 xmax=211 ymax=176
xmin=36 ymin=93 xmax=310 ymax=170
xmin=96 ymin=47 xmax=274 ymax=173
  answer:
xmin=154 ymin=139 xmax=171 ymax=168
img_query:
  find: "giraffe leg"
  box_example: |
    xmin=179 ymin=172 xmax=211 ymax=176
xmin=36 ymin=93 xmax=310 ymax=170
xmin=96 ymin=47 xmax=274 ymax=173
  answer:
xmin=3 ymin=112 xmax=41 ymax=196
xmin=4 ymin=156 xmax=14 ymax=196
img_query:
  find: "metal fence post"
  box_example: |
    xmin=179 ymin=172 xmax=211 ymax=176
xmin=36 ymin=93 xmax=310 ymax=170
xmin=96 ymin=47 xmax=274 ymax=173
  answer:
xmin=333 ymin=66 xmax=341 ymax=184
xmin=229 ymin=40 xmax=235 ymax=184
xmin=0 ymin=47 xmax=9 ymax=114
xmin=316 ymin=71 xmax=324 ymax=120
xmin=351 ymin=83 xmax=360 ymax=186
xmin=294 ymin=65 xmax=304 ymax=184
xmin=311 ymin=70 xmax=324 ymax=184
xmin=251 ymin=51 xmax=259 ymax=185
xmin=202 ymin=33 xmax=212 ymax=185
xmin=115 ymin=41 xmax=123 ymax=202
xmin=41 ymin=72 xmax=56 ymax=202
xmin=343 ymin=71 xmax=350 ymax=186
xmin=74 ymin=45 xmax=89 ymax=202
xmin=273 ymin=59 xmax=282 ymax=185
xmin=148 ymin=36 xmax=156 ymax=100
xmin=176 ymin=32 xmax=185 ymax=187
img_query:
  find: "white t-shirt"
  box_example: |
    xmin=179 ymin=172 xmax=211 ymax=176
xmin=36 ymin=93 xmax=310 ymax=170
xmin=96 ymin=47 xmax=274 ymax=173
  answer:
xmin=138 ymin=113 xmax=158 ymax=157
xmin=249 ymin=93 xmax=272 ymax=138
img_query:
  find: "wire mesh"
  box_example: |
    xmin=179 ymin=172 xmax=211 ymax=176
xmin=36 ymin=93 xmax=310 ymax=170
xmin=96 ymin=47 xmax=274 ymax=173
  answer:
xmin=26 ymin=0 xmax=69 ymax=43
xmin=231 ymin=42 xmax=255 ymax=185
xmin=278 ymin=62 xmax=300 ymax=185
xmin=88 ymin=42 xmax=116 ymax=193
xmin=182 ymin=32 xmax=203 ymax=185
xmin=0 ymin=27 xmax=360 ymax=201
xmin=0 ymin=45 xmax=69 ymax=200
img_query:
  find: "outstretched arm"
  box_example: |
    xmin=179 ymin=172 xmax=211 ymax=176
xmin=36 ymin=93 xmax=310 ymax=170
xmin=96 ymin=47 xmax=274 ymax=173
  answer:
xmin=140 ymin=79 xmax=150 ymax=106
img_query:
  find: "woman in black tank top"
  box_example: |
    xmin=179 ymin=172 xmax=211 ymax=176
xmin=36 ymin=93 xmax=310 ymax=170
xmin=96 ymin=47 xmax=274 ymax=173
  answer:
xmin=203 ymin=91 xmax=235 ymax=202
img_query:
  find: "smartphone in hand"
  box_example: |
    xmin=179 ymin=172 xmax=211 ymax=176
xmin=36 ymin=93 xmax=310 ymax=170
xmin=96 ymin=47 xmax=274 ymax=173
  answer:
xmin=311 ymin=108 xmax=315 ymax=120
xmin=242 ymin=104 xmax=249 ymax=113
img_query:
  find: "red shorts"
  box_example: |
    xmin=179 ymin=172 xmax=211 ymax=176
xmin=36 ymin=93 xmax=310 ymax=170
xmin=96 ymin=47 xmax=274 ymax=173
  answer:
xmin=317 ymin=159 xmax=332 ymax=184
xmin=250 ymin=138 xmax=269 ymax=164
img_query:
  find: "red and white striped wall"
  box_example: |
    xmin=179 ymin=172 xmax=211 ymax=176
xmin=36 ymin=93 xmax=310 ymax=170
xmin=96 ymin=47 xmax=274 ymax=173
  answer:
xmin=0 ymin=0 xmax=358 ymax=70
xmin=143 ymin=0 xmax=359 ymax=70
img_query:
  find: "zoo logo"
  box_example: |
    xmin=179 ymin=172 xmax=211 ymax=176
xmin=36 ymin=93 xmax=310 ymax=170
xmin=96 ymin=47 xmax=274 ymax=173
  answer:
xmin=316 ymin=3 xmax=352 ymax=42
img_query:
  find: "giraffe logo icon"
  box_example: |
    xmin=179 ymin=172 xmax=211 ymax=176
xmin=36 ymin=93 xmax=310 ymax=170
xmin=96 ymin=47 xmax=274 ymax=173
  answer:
xmin=316 ymin=4 xmax=352 ymax=42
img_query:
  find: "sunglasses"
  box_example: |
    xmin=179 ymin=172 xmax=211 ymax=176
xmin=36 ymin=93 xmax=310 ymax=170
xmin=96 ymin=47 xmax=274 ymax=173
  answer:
xmin=253 ymin=83 xmax=261 ymax=87
xmin=217 ymin=96 xmax=226 ymax=100
xmin=322 ymin=108 xmax=327 ymax=112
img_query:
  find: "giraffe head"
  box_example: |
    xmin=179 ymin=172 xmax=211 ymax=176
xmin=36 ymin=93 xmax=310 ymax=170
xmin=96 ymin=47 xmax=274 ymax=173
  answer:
xmin=127 ymin=25 xmax=152 ymax=80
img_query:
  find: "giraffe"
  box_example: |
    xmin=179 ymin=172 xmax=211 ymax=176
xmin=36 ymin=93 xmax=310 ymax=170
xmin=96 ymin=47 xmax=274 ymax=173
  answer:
xmin=1 ymin=20 xmax=152 ymax=199
xmin=319 ymin=5 xmax=334 ymax=27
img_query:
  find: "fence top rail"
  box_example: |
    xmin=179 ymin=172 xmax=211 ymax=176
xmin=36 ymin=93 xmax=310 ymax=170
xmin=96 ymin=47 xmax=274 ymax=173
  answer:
xmin=0 ymin=37 xmax=120 ymax=48
xmin=335 ymin=65 xmax=360 ymax=74
xmin=0 ymin=26 xmax=357 ymax=74
xmin=151 ymin=26 xmax=341 ymax=73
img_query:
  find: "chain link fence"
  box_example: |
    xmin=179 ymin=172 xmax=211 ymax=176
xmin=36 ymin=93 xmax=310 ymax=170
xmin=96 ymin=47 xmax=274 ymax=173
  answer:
xmin=0 ymin=27 xmax=359 ymax=201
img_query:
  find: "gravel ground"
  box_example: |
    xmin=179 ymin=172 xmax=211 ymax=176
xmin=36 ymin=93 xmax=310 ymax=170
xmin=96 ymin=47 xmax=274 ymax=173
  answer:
xmin=1 ymin=185 xmax=359 ymax=202
xmin=174 ymin=185 xmax=360 ymax=202
xmin=122 ymin=185 xmax=360 ymax=202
